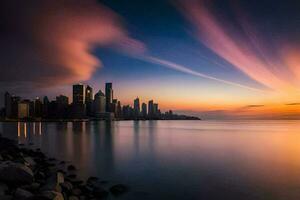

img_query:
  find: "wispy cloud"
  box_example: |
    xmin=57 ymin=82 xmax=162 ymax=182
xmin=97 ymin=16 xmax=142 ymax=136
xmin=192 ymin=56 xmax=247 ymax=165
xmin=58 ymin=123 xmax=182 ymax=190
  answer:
xmin=285 ymin=103 xmax=300 ymax=106
xmin=176 ymin=0 xmax=300 ymax=93
xmin=141 ymin=55 xmax=264 ymax=92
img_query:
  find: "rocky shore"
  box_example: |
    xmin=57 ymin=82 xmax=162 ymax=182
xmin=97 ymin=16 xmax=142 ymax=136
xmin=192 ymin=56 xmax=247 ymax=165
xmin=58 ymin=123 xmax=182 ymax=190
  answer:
xmin=0 ymin=135 xmax=128 ymax=200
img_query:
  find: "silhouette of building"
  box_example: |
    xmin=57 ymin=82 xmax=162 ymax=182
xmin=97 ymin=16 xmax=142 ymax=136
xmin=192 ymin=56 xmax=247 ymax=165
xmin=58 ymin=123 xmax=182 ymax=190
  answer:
xmin=154 ymin=103 xmax=159 ymax=117
xmin=148 ymin=100 xmax=154 ymax=118
xmin=134 ymin=97 xmax=140 ymax=117
xmin=85 ymin=85 xmax=93 ymax=116
xmin=4 ymin=92 xmax=12 ymax=118
xmin=34 ymin=97 xmax=42 ymax=118
xmin=72 ymin=84 xmax=85 ymax=118
xmin=93 ymin=90 xmax=106 ymax=118
xmin=18 ymin=100 xmax=30 ymax=119
xmin=105 ymin=83 xmax=113 ymax=112
xmin=42 ymin=96 xmax=49 ymax=118
xmin=56 ymin=95 xmax=69 ymax=118
xmin=116 ymin=101 xmax=122 ymax=118
xmin=141 ymin=103 xmax=147 ymax=118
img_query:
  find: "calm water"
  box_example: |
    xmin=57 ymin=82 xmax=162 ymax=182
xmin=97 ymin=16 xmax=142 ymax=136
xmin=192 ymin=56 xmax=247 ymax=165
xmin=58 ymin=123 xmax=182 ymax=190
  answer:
xmin=1 ymin=120 xmax=300 ymax=200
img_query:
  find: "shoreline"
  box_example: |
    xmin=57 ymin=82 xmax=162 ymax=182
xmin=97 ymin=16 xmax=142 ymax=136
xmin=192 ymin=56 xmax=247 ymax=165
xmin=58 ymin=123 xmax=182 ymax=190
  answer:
xmin=0 ymin=118 xmax=201 ymax=123
xmin=0 ymin=134 xmax=129 ymax=199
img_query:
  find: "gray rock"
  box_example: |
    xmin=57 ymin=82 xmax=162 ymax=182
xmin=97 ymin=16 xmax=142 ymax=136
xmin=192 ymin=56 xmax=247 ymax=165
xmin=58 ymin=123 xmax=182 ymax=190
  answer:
xmin=72 ymin=188 xmax=81 ymax=196
xmin=41 ymin=191 xmax=64 ymax=200
xmin=56 ymin=172 xmax=64 ymax=185
xmin=15 ymin=188 xmax=33 ymax=199
xmin=21 ymin=182 xmax=40 ymax=192
xmin=24 ymin=157 xmax=36 ymax=167
xmin=0 ymin=162 xmax=34 ymax=186
xmin=69 ymin=195 xmax=79 ymax=200
xmin=60 ymin=181 xmax=73 ymax=193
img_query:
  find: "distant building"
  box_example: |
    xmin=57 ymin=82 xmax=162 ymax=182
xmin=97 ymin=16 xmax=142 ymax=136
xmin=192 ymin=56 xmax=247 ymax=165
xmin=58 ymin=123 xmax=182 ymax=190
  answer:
xmin=134 ymin=97 xmax=140 ymax=117
xmin=116 ymin=101 xmax=122 ymax=118
xmin=73 ymin=84 xmax=85 ymax=104
xmin=122 ymin=105 xmax=134 ymax=119
xmin=93 ymin=90 xmax=106 ymax=118
xmin=18 ymin=100 xmax=30 ymax=119
xmin=105 ymin=83 xmax=113 ymax=112
xmin=34 ymin=97 xmax=42 ymax=118
xmin=42 ymin=96 xmax=49 ymax=118
xmin=148 ymin=100 xmax=154 ymax=118
xmin=56 ymin=95 xmax=69 ymax=118
xmin=72 ymin=84 xmax=85 ymax=118
xmin=112 ymin=99 xmax=118 ymax=117
xmin=153 ymin=103 xmax=159 ymax=117
xmin=85 ymin=85 xmax=93 ymax=116
xmin=11 ymin=96 xmax=21 ymax=118
xmin=4 ymin=92 xmax=12 ymax=118
xmin=141 ymin=103 xmax=147 ymax=118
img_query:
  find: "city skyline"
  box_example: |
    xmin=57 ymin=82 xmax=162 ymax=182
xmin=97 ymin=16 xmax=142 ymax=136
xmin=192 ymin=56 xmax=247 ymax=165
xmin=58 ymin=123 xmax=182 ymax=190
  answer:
xmin=1 ymin=0 xmax=300 ymax=119
xmin=2 ymin=82 xmax=198 ymax=121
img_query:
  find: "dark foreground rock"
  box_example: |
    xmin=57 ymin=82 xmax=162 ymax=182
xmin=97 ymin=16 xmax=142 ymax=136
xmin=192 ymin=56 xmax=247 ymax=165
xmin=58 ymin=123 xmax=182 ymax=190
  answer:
xmin=0 ymin=134 xmax=129 ymax=199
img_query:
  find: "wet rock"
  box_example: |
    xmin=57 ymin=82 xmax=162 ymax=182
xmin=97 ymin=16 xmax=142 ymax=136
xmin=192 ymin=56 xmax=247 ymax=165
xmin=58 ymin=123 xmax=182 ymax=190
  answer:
xmin=20 ymin=182 xmax=40 ymax=192
xmin=72 ymin=188 xmax=82 ymax=196
xmin=0 ymin=162 xmax=34 ymax=186
xmin=15 ymin=188 xmax=33 ymax=199
xmin=24 ymin=156 xmax=36 ymax=167
xmin=40 ymin=172 xmax=63 ymax=192
xmin=57 ymin=172 xmax=64 ymax=184
xmin=41 ymin=191 xmax=64 ymax=200
xmin=60 ymin=181 xmax=73 ymax=193
xmin=69 ymin=196 xmax=79 ymax=200
xmin=109 ymin=184 xmax=128 ymax=195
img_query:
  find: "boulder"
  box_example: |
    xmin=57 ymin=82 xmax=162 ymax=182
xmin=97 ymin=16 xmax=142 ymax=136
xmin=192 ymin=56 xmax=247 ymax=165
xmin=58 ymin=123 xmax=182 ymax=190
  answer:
xmin=41 ymin=191 xmax=64 ymax=200
xmin=24 ymin=157 xmax=36 ymax=167
xmin=0 ymin=162 xmax=34 ymax=186
xmin=60 ymin=181 xmax=73 ymax=193
xmin=14 ymin=188 xmax=33 ymax=199
xmin=69 ymin=196 xmax=79 ymax=200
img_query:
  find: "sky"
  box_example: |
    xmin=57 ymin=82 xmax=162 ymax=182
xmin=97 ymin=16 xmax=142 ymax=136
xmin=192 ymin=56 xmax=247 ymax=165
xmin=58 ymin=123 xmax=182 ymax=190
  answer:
xmin=1 ymin=0 xmax=300 ymax=119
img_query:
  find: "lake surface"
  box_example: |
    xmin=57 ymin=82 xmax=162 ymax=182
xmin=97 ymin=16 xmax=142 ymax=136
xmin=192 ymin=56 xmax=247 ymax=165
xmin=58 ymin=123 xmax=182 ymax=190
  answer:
xmin=1 ymin=120 xmax=300 ymax=200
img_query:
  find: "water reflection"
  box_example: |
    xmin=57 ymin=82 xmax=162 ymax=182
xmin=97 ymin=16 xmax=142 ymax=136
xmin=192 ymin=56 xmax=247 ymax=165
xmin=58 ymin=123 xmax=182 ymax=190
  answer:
xmin=1 ymin=120 xmax=300 ymax=200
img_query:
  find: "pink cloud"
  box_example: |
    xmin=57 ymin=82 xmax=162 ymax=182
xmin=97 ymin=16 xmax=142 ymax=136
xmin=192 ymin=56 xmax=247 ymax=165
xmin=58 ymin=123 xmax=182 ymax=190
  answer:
xmin=176 ymin=0 xmax=297 ymax=92
xmin=0 ymin=0 xmax=145 ymax=87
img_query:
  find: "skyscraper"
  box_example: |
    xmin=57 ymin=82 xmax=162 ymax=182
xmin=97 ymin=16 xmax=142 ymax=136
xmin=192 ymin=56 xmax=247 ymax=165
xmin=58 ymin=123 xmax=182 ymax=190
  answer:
xmin=93 ymin=90 xmax=106 ymax=117
xmin=153 ymin=103 xmax=159 ymax=117
xmin=73 ymin=84 xmax=85 ymax=105
xmin=105 ymin=83 xmax=113 ymax=112
xmin=85 ymin=85 xmax=93 ymax=116
xmin=134 ymin=97 xmax=140 ymax=117
xmin=4 ymin=92 xmax=12 ymax=118
xmin=148 ymin=100 xmax=154 ymax=118
xmin=72 ymin=84 xmax=85 ymax=118
xmin=142 ymin=103 xmax=147 ymax=118
xmin=34 ymin=97 xmax=42 ymax=118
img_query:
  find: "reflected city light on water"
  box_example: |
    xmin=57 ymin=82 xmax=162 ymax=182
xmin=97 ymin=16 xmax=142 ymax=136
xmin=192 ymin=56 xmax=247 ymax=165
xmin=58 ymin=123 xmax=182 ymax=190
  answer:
xmin=16 ymin=122 xmax=42 ymax=139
